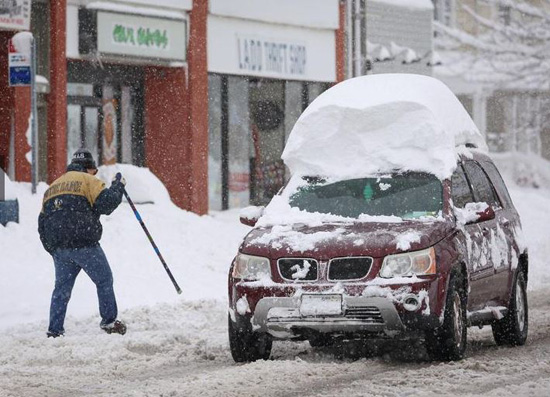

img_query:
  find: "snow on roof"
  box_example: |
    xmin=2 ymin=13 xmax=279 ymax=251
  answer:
xmin=372 ymin=0 xmax=434 ymax=10
xmin=282 ymin=73 xmax=487 ymax=180
xmin=87 ymin=1 xmax=186 ymax=20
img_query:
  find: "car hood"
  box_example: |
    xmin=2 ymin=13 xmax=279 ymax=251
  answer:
xmin=240 ymin=220 xmax=453 ymax=260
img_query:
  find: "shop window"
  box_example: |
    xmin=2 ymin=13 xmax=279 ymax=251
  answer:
xmin=498 ymin=5 xmax=511 ymax=26
xmin=207 ymin=74 xmax=330 ymax=211
xmin=249 ymin=79 xmax=285 ymax=206
xmin=67 ymin=62 xmax=145 ymax=167
xmin=433 ymin=0 xmax=455 ymax=27
xmin=208 ymin=75 xmax=223 ymax=211
xmin=67 ymin=105 xmax=82 ymax=164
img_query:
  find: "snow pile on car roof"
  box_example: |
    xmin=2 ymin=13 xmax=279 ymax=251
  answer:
xmin=282 ymin=74 xmax=487 ymax=180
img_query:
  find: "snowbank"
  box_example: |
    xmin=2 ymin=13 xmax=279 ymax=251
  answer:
xmin=282 ymin=74 xmax=487 ymax=180
xmin=3 ymin=174 xmax=18 ymax=200
xmin=0 ymin=168 xmax=249 ymax=331
xmin=96 ymin=164 xmax=172 ymax=205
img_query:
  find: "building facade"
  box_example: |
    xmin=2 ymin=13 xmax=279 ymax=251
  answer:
xmin=0 ymin=0 xmax=345 ymax=214
xmin=433 ymin=0 xmax=550 ymax=161
xmin=206 ymin=0 xmax=343 ymax=210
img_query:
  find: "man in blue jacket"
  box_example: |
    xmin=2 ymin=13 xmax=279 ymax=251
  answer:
xmin=39 ymin=149 xmax=127 ymax=338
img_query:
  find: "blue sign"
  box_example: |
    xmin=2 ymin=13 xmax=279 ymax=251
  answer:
xmin=9 ymin=66 xmax=31 ymax=86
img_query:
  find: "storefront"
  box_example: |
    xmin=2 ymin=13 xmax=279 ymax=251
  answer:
xmin=0 ymin=0 xmax=48 ymax=182
xmin=67 ymin=1 xmax=188 ymax=166
xmin=64 ymin=0 xmax=210 ymax=211
xmin=207 ymin=0 xmax=341 ymax=210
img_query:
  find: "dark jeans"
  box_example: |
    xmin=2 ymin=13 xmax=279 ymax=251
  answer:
xmin=49 ymin=245 xmax=118 ymax=334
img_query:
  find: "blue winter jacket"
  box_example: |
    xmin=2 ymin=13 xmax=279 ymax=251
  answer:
xmin=38 ymin=164 xmax=124 ymax=253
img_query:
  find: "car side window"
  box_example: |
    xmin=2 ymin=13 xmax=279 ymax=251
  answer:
xmin=451 ymin=164 xmax=474 ymax=208
xmin=462 ymin=161 xmax=501 ymax=208
xmin=480 ymin=161 xmax=514 ymax=209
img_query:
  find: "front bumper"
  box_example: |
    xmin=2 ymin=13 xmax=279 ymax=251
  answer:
xmin=230 ymin=276 xmax=444 ymax=339
xmin=254 ymin=296 xmax=406 ymax=338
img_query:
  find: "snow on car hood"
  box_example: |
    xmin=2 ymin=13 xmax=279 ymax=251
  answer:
xmin=282 ymin=73 xmax=487 ymax=181
xmin=241 ymin=220 xmax=453 ymax=260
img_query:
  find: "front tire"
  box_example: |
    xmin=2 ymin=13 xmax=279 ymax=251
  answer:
xmin=228 ymin=314 xmax=272 ymax=363
xmin=426 ymin=274 xmax=467 ymax=361
xmin=492 ymin=271 xmax=528 ymax=346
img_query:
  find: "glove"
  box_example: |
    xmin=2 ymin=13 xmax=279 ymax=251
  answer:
xmin=112 ymin=172 xmax=126 ymax=186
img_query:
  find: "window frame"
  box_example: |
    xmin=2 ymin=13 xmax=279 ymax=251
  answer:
xmin=462 ymin=160 xmax=502 ymax=209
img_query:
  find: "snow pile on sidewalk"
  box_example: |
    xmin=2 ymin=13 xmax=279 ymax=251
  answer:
xmin=2 ymin=174 xmax=18 ymax=200
xmin=282 ymin=74 xmax=487 ymax=180
xmin=0 ymin=165 xmax=249 ymax=330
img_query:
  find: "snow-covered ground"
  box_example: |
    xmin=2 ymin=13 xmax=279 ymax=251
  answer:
xmin=1 ymin=158 xmax=550 ymax=396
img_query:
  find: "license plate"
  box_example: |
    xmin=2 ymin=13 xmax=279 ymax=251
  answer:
xmin=300 ymin=294 xmax=343 ymax=316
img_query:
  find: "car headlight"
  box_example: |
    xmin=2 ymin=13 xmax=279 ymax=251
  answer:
xmin=232 ymin=253 xmax=271 ymax=280
xmin=379 ymin=247 xmax=436 ymax=278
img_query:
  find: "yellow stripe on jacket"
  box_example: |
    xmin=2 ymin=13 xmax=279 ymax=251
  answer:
xmin=42 ymin=171 xmax=106 ymax=209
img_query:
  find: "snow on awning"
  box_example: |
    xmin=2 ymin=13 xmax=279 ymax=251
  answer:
xmin=367 ymin=40 xmax=392 ymax=62
xmin=367 ymin=40 xmax=422 ymax=64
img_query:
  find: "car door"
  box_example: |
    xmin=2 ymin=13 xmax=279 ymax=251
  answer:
xmin=480 ymin=160 xmax=522 ymax=305
xmin=462 ymin=160 xmax=508 ymax=306
xmin=451 ymin=163 xmax=486 ymax=310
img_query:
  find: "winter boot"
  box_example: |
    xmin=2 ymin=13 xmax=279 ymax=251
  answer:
xmin=47 ymin=331 xmax=64 ymax=338
xmin=100 ymin=320 xmax=127 ymax=335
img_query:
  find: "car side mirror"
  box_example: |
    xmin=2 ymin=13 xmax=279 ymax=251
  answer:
xmin=239 ymin=206 xmax=265 ymax=227
xmin=455 ymin=202 xmax=495 ymax=225
xmin=473 ymin=205 xmax=495 ymax=224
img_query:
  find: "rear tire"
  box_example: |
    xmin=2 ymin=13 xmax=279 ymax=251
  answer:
xmin=228 ymin=314 xmax=272 ymax=363
xmin=492 ymin=271 xmax=528 ymax=346
xmin=426 ymin=274 xmax=467 ymax=361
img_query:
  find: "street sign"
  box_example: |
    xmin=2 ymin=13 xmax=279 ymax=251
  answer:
xmin=8 ymin=39 xmax=31 ymax=86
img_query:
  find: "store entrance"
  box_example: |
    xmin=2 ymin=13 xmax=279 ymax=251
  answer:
xmin=67 ymin=62 xmax=145 ymax=167
xmin=67 ymin=92 xmax=101 ymax=164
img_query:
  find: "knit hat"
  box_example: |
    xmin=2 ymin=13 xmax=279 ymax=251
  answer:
xmin=71 ymin=149 xmax=97 ymax=170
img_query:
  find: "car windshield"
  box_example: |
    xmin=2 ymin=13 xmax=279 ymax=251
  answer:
xmin=288 ymin=173 xmax=443 ymax=219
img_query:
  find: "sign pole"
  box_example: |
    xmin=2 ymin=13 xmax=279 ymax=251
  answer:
xmin=30 ymin=36 xmax=38 ymax=194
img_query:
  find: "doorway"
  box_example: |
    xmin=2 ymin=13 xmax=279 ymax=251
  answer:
xmin=67 ymin=84 xmax=102 ymax=164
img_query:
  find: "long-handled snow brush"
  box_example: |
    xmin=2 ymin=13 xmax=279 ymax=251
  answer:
xmin=119 ymin=174 xmax=182 ymax=295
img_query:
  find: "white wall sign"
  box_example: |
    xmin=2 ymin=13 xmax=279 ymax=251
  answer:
xmin=238 ymin=36 xmax=307 ymax=77
xmin=209 ymin=16 xmax=336 ymax=82
xmin=97 ymin=11 xmax=187 ymax=61
xmin=0 ymin=0 xmax=31 ymax=31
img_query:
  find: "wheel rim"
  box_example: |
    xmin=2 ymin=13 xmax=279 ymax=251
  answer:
xmin=453 ymin=293 xmax=464 ymax=348
xmin=516 ymin=279 xmax=526 ymax=332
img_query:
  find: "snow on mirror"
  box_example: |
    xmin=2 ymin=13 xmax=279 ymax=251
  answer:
xmin=239 ymin=206 xmax=265 ymax=227
xmin=454 ymin=202 xmax=494 ymax=226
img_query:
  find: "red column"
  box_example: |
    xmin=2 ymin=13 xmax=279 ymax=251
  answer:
xmin=336 ymin=0 xmax=346 ymax=83
xmin=47 ymin=0 xmax=67 ymax=182
xmin=13 ymin=87 xmax=31 ymax=181
xmin=187 ymin=0 xmax=209 ymax=214
xmin=0 ymin=32 xmax=12 ymax=171
xmin=0 ymin=31 xmax=31 ymax=181
xmin=144 ymin=67 xmax=191 ymax=209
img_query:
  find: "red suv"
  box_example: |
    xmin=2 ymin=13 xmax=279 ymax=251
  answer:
xmin=228 ymin=151 xmax=527 ymax=362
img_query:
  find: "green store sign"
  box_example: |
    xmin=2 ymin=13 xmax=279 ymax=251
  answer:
xmin=97 ymin=12 xmax=186 ymax=61
xmin=113 ymin=24 xmax=169 ymax=50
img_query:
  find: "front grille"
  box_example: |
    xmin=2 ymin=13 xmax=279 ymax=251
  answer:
xmin=344 ymin=306 xmax=384 ymax=323
xmin=328 ymin=257 xmax=373 ymax=280
xmin=278 ymin=258 xmax=318 ymax=281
